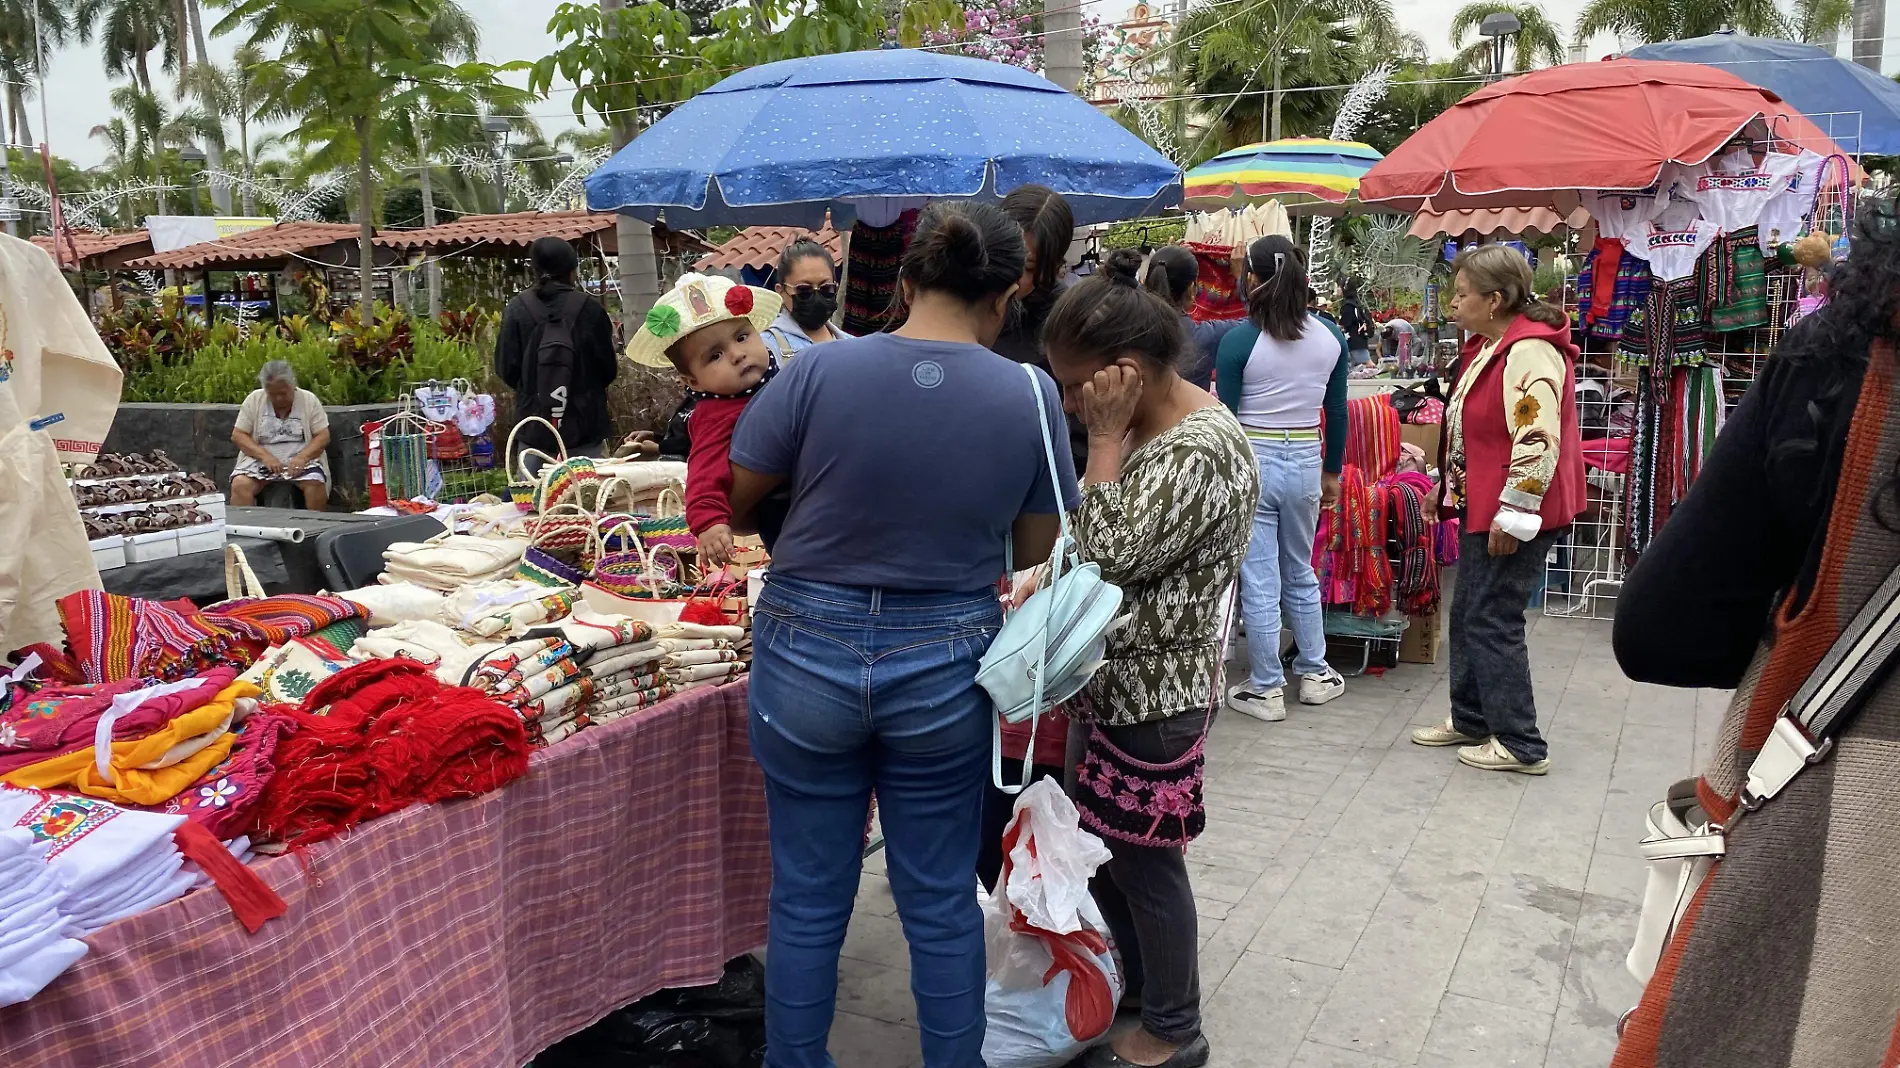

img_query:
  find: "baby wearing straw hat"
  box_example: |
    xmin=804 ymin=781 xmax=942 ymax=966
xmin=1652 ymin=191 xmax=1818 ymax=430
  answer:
xmin=625 ymin=273 xmax=784 ymax=568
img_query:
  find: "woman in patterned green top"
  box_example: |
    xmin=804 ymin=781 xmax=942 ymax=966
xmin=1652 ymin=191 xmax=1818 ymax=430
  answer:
xmin=1042 ymin=248 xmax=1258 ymax=1068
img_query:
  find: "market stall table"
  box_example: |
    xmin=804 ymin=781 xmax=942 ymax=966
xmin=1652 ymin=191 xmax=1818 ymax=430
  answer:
xmin=0 ymin=680 xmax=769 ymax=1068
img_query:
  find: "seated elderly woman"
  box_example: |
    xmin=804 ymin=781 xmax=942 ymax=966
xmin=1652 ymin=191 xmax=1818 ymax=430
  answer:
xmin=230 ymin=360 xmax=331 ymax=511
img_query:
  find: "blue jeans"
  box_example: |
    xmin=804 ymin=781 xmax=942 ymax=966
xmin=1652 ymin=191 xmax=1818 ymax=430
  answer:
xmin=1237 ymin=435 xmax=1331 ymax=691
xmin=748 ymin=575 xmax=1003 ymax=1068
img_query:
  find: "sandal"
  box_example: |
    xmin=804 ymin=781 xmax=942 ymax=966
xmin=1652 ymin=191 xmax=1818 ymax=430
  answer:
xmin=148 ymin=450 xmax=180 ymax=473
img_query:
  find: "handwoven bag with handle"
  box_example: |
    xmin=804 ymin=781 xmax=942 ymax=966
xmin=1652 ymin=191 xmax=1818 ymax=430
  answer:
xmin=516 ymin=504 xmax=599 ymax=588
xmin=505 ymin=416 xmax=567 ymax=507
xmin=638 ymin=486 xmax=696 ymax=554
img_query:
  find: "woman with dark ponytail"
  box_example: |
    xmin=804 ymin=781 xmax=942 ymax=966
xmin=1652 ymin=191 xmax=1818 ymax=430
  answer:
xmin=1215 ymin=234 xmax=1349 ymax=724
xmin=726 ymin=200 xmax=1079 ymax=1068
xmin=1039 ymin=247 xmax=1256 ymax=1068
xmin=1143 ymin=244 xmax=1248 ymax=391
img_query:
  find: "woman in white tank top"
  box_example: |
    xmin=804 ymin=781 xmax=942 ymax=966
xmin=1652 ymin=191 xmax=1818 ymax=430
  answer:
xmin=1212 ymin=236 xmax=1349 ymax=722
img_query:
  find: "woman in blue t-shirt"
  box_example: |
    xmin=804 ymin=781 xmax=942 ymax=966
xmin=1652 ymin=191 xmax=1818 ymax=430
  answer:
xmin=727 ymin=201 xmax=1080 ymax=1068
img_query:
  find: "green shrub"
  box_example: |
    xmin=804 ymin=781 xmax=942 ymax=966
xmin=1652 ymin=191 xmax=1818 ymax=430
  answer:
xmin=118 ymin=317 xmax=491 ymax=405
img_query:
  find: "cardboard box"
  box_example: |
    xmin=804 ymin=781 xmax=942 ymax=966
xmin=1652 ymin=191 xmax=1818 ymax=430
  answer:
xmin=1399 ymin=609 xmax=1442 ymax=664
xmin=1399 ymin=422 xmax=1442 ymax=467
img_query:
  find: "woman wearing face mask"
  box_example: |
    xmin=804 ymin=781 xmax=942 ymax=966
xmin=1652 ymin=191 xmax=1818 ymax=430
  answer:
xmin=764 ymin=238 xmax=851 ymax=360
xmin=727 ymin=201 xmax=1079 ymax=1068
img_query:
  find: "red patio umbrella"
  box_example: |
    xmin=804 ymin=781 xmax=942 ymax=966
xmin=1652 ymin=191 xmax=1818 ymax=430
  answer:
xmin=1359 ymin=59 xmax=1858 ymax=212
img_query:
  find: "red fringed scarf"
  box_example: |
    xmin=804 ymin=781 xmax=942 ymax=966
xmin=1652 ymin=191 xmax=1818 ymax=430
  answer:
xmin=253 ymin=660 xmax=530 ymax=847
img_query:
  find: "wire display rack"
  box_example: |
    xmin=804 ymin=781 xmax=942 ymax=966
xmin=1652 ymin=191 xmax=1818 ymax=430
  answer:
xmin=390 ymin=381 xmax=510 ymax=506
xmin=1541 ymin=266 xmax=1801 ymax=620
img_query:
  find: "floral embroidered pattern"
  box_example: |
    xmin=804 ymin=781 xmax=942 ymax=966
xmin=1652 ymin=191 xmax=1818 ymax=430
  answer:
xmin=197 ymin=778 xmax=240 ymax=809
xmin=1072 ymin=731 xmax=1207 ymax=847
xmin=16 ymin=792 xmax=118 ymax=858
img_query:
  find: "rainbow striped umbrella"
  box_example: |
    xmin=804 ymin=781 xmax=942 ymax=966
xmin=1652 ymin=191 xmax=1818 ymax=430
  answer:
xmin=1183 ymin=138 xmax=1384 ymax=211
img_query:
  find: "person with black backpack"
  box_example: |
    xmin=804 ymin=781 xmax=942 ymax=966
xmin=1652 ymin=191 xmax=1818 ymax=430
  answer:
xmin=496 ymin=237 xmax=619 ymax=460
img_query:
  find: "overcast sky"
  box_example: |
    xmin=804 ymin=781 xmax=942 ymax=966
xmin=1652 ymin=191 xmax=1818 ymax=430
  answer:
xmin=25 ymin=0 xmax=1884 ymax=170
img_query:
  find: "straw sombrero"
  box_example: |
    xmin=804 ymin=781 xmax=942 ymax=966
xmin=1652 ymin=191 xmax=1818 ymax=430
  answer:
xmin=625 ymin=272 xmax=783 ymax=368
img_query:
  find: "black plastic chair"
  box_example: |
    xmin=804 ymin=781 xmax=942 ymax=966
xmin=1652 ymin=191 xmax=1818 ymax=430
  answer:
xmin=312 ymin=514 xmax=446 ymax=591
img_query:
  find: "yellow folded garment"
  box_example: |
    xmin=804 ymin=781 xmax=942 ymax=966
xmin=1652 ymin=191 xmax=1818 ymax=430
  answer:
xmin=2 ymin=679 xmax=257 ymax=805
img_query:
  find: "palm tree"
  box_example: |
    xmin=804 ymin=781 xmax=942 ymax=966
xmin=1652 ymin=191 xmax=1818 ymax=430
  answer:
xmin=1358 ymin=60 xmax=1481 ymax=154
xmin=1449 ymin=2 xmax=1565 ymax=73
xmin=182 ymin=44 xmax=284 ymax=214
xmin=0 ymin=0 xmax=70 ymax=145
xmin=1789 ymin=0 xmax=1853 ymax=42
xmin=1574 ymin=0 xmax=1796 ymax=44
xmin=104 ymin=84 xmax=173 ymax=214
xmin=555 ymin=128 xmax=614 ymax=154
xmin=75 ymin=0 xmax=176 ymax=93
xmin=219 ymin=0 xmax=525 ymax=322
xmin=1175 ymin=0 xmax=1396 ymax=149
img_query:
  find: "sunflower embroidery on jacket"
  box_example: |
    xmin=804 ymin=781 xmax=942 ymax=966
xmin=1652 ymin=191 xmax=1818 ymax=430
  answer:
xmin=1499 ymin=356 xmax=1565 ymax=514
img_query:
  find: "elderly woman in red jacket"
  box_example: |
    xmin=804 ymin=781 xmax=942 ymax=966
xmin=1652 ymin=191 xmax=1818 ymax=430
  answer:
xmin=1410 ymin=245 xmax=1584 ymax=775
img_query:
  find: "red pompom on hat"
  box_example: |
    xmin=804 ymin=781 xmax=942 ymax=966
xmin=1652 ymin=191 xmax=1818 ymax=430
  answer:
xmin=724 ymin=286 xmax=755 ymax=316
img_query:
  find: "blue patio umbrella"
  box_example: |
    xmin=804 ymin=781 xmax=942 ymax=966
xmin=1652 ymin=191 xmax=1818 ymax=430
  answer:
xmin=584 ymin=49 xmax=1182 ymax=228
xmin=1629 ymin=32 xmax=1900 ymax=155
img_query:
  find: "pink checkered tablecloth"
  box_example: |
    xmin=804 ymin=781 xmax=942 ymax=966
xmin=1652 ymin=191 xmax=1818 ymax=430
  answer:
xmin=0 ymin=680 xmax=770 ymax=1068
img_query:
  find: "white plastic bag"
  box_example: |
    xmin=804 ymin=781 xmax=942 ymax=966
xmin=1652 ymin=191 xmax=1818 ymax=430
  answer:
xmin=980 ymin=778 xmax=1122 ymax=1068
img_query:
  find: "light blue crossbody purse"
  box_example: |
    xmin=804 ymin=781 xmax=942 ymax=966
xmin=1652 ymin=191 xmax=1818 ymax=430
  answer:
xmin=975 ymin=364 xmax=1126 ymax=793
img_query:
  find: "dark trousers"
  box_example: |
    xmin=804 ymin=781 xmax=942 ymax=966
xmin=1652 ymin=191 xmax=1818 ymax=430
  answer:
xmin=1066 ymin=712 xmax=1206 ymax=1045
xmin=1448 ymin=529 xmax=1557 ymax=763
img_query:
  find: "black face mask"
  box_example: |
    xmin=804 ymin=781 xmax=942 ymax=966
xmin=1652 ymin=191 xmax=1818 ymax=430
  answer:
xmin=789 ymin=290 xmax=837 ymax=331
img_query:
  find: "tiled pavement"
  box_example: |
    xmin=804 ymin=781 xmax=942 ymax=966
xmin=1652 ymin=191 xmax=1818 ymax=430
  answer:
xmin=827 ymin=613 xmax=1726 ymax=1067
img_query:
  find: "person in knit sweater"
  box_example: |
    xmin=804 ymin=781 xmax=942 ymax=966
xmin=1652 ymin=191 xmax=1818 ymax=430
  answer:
xmin=1410 ymin=245 xmax=1584 ymax=775
xmin=621 ymin=273 xmax=785 ymax=568
xmin=1606 ymin=195 xmax=1900 ymax=1068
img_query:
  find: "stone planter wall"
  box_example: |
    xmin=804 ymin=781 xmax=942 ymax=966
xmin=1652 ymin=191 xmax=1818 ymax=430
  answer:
xmin=103 ymin=402 xmax=401 ymax=508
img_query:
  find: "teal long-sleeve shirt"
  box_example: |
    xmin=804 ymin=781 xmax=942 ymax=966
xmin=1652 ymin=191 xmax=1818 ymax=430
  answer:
xmin=1213 ymin=318 xmax=1350 ymax=474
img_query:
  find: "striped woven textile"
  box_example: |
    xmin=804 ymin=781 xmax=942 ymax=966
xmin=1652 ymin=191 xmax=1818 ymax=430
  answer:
xmin=1186 ymin=241 xmax=1246 ymax=323
xmin=1345 ymin=395 xmax=1401 ymax=482
xmin=200 ymin=595 xmax=361 ymax=648
xmin=1613 ymin=344 xmax=1900 ymax=1068
xmin=0 ymin=680 xmax=769 ymax=1068
xmin=26 ymin=590 xmax=365 ymax=685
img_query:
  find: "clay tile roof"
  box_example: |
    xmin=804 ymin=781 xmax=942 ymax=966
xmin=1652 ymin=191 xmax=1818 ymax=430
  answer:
xmin=31 ymin=230 xmax=153 ymax=264
xmin=375 ymin=210 xmax=615 ymax=252
xmin=374 ymin=210 xmax=714 ymax=259
xmin=123 ymin=222 xmax=365 ymax=271
xmin=700 ymin=225 xmax=844 ymax=273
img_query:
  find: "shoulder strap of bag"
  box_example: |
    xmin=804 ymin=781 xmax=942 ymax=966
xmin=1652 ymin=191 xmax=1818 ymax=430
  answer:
xmin=1743 ymin=560 xmax=1900 ymax=810
xmin=991 ymin=365 xmax=1075 ymax=795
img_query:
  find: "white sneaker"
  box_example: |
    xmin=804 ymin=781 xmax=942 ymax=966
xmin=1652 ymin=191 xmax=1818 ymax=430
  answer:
xmin=1298 ymin=668 xmax=1346 ymax=706
xmin=1457 ymin=737 xmax=1551 ymax=775
xmin=1410 ymin=717 xmax=1484 ymax=747
xmin=1227 ymin=685 xmax=1286 ymax=722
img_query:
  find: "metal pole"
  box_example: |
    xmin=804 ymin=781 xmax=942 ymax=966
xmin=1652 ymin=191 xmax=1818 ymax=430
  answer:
xmin=1045 ymin=0 xmax=1083 ymax=92
xmin=0 ymin=104 xmax=15 ymax=238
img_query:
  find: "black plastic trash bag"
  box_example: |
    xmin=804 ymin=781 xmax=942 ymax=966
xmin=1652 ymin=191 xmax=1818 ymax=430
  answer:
xmin=534 ymin=955 xmax=766 ymax=1068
